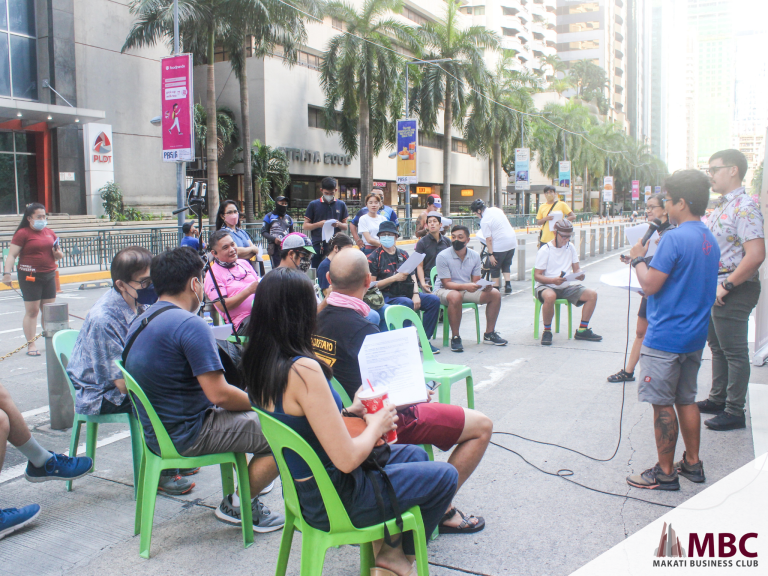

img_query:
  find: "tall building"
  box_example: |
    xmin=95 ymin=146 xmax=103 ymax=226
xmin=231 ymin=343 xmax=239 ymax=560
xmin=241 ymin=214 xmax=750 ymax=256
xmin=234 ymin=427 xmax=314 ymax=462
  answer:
xmin=625 ymin=0 xmax=644 ymax=141
xmin=646 ymin=0 xmax=666 ymax=161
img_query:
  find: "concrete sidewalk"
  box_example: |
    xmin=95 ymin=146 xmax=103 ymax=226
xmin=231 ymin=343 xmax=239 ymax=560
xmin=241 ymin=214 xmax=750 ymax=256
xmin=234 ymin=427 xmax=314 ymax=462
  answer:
xmin=1 ymin=247 xmax=763 ymax=576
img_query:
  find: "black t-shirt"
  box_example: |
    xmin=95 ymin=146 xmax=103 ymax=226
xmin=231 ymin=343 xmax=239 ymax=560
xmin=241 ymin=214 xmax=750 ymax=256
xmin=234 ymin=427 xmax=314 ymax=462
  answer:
xmin=314 ymin=305 xmax=378 ymax=400
xmin=414 ymin=233 xmax=451 ymax=281
xmin=367 ymin=247 xmax=412 ymax=296
xmin=304 ymin=199 xmax=349 ymax=244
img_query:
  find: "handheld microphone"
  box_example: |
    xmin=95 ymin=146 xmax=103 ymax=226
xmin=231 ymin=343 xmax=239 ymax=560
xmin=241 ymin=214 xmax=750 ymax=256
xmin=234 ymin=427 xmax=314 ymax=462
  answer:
xmin=641 ymin=219 xmax=662 ymax=247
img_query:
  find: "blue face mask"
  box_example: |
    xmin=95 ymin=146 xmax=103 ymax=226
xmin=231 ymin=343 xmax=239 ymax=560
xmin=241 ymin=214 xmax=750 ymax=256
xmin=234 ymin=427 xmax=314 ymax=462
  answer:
xmin=135 ymin=284 xmax=158 ymax=306
xmin=380 ymin=235 xmax=396 ymax=248
xmin=32 ymin=219 xmax=47 ymax=231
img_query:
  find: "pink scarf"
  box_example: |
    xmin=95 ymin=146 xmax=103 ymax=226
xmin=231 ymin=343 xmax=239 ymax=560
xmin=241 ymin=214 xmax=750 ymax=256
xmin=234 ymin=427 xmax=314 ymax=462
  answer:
xmin=326 ymin=291 xmax=371 ymax=317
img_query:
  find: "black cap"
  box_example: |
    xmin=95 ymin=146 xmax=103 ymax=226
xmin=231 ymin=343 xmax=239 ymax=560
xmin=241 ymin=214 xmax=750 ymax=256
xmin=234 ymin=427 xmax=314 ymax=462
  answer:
xmin=378 ymin=220 xmax=400 ymax=237
xmin=275 ymin=196 xmax=287 ymax=203
xmin=470 ymin=199 xmax=486 ymax=213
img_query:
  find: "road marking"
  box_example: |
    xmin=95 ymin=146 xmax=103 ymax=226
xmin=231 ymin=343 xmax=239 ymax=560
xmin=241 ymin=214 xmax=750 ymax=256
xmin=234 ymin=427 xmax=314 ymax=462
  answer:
xmin=21 ymin=405 xmax=50 ymax=418
xmin=0 ymin=311 xmax=22 ymax=316
xmin=474 ymin=358 xmax=527 ymax=392
xmin=0 ymin=430 xmax=131 ymax=484
xmin=0 ymin=325 xmax=41 ymax=335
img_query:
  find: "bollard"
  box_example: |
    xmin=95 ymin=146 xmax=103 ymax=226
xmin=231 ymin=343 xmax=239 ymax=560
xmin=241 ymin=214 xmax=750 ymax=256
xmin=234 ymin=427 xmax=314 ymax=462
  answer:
xmin=43 ymin=303 xmax=73 ymax=430
xmin=614 ymin=226 xmax=619 ymax=250
xmin=606 ymin=227 xmax=612 ymax=252
xmin=620 ymin=225 xmax=625 ymax=247
xmin=599 ymin=228 xmax=605 ymax=254
xmin=517 ymin=238 xmax=526 ymax=281
xmin=590 ymin=229 xmax=596 ymax=257
xmin=579 ymin=229 xmax=586 ymax=261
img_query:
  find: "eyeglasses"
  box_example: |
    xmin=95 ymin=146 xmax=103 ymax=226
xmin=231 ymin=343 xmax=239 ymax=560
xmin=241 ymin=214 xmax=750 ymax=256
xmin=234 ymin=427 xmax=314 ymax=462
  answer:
xmin=706 ymin=165 xmax=734 ymax=176
xmin=130 ymin=278 xmax=153 ymax=289
xmin=645 ymin=205 xmax=661 ymax=211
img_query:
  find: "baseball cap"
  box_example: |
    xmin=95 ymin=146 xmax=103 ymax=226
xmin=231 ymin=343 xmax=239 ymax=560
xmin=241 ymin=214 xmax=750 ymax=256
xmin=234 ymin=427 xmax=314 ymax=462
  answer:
xmin=280 ymin=232 xmax=316 ymax=253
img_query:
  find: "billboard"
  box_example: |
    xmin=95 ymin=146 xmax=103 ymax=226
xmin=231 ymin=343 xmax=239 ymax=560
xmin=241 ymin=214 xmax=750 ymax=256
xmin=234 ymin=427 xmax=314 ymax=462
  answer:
xmin=632 ymin=180 xmax=640 ymax=201
xmin=82 ymin=123 xmax=115 ymax=216
xmin=515 ymin=148 xmax=530 ymax=190
xmin=396 ymin=119 xmax=418 ymax=184
xmin=602 ymin=175 xmax=614 ymax=202
xmin=161 ymin=53 xmax=194 ymax=162
xmin=559 ymin=161 xmax=571 ymax=188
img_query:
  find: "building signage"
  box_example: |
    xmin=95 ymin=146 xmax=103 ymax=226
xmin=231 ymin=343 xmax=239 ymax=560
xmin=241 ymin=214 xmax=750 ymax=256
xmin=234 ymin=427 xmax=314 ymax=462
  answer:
xmin=82 ymin=123 xmax=115 ymax=216
xmin=602 ymin=175 xmax=614 ymax=202
xmin=161 ymin=53 xmax=194 ymax=162
xmin=632 ymin=180 xmax=640 ymax=200
xmin=396 ymin=119 xmax=418 ymax=184
xmin=277 ymin=147 xmax=352 ymax=165
xmin=416 ymin=186 xmax=431 ymax=195
xmin=558 ymin=161 xmax=571 ymax=188
xmin=461 ymin=189 xmax=474 ymax=197
xmin=644 ymin=185 xmax=652 ymax=203
xmin=59 ymin=172 xmax=75 ymax=182
xmin=372 ymin=181 xmax=387 ymax=188
xmin=515 ymin=148 xmax=530 ymax=190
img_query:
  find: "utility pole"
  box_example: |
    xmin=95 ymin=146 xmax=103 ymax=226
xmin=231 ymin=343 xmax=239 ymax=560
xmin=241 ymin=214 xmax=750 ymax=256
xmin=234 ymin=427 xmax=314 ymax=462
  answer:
xmin=174 ymin=0 xmax=185 ymax=241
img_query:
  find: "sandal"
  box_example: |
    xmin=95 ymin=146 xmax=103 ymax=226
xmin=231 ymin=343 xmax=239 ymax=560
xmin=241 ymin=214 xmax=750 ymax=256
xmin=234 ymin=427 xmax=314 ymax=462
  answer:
xmin=26 ymin=350 xmax=41 ymax=357
xmin=438 ymin=507 xmax=485 ymax=535
xmin=370 ymin=567 xmax=416 ymax=576
xmin=607 ymin=369 xmax=635 ymax=383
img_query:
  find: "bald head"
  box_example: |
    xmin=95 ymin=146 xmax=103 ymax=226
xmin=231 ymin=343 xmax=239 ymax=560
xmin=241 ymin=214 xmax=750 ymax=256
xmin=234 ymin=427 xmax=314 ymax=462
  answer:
xmin=329 ymin=248 xmax=370 ymax=292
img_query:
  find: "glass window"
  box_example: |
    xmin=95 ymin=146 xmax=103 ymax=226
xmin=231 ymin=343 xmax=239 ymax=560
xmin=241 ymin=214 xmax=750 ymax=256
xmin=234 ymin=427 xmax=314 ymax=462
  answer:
xmin=0 ymin=154 xmax=16 ymax=213
xmin=9 ymin=0 xmax=34 ymax=36
xmin=15 ymin=153 xmax=36 ymax=208
xmin=0 ymin=131 xmax=11 ymax=151
xmin=10 ymin=34 xmax=36 ymax=99
xmin=14 ymin=131 xmax=34 ymax=153
xmin=0 ymin=0 xmax=7 ymax=30
xmin=0 ymin=32 xmax=8 ymax=97
xmin=0 ymin=130 xmax=37 ymax=214
xmin=474 ymin=6 xmax=485 ymax=16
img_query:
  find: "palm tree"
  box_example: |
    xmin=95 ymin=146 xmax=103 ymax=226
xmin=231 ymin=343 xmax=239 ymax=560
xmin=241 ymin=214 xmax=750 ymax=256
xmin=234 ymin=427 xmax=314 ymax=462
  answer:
xmin=320 ymin=0 xmax=416 ymax=198
xmin=532 ymin=101 xmax=593 ymax=185
xmin=412 ymin=0 xmax=499 ymax=213
xmin=567 ymin=59 xmax=609 ymax=114
xmin=193 ymin=104 xmax=239 ymax=159
xmin=250 ymin=140 xmax=291 ymax=215
xmin=541 ymin=53 xmax=566 ymax=83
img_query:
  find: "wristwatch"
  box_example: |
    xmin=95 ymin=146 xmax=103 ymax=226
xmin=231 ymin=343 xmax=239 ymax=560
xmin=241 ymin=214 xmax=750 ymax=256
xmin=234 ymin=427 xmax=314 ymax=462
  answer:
xmin=630 ymin=257 xmax=646 ymax=268
xmin=722 ymin=281 xmax=735 ymax=291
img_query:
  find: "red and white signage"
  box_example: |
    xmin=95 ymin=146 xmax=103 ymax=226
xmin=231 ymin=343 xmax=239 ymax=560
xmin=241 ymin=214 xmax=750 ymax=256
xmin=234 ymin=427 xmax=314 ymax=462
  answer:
xmin=82 ymin=123 xmax=115 ymax=216
xmin=632 ymin=180 xmax=640 ymax=201
xmin=161 ymin=53 xmax=194 ymax=162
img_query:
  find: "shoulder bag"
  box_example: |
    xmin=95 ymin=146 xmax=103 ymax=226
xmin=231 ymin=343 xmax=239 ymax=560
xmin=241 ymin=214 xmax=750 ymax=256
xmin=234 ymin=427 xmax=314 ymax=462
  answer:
xmin=538 ymin=201 xmax=560 ymax=248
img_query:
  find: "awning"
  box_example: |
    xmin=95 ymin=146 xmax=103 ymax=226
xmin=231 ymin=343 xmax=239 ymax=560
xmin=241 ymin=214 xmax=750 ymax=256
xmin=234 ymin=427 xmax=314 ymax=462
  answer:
xmin=0 ymin=98 xmax=105 ymax=129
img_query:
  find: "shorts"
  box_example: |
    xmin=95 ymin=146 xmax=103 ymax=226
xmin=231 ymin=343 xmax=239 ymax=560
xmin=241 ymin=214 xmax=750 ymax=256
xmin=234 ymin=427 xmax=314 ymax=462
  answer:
xmin=434 ymin=288 xmax=485 ymax=306
xmin=489 ymin=249 xmax=515 ymax=278
xmin=535 ymin=284 xmax=587 ymax=307
xmin=638 ymin=345 xmax=703 ymax=406
xmin=17 ymin=271 xmax=57 ymax=302
xmin=637 ymin=296 xmax=648 ymax=319
xmin=395 ymin=403 xmax=465 ymax=452
xmin=181 ymin=407 xmax=271 ymax=457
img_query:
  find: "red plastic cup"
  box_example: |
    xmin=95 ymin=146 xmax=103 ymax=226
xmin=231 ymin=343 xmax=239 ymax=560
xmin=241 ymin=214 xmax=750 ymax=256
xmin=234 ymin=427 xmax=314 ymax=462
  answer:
xmin=359 ymin=386 xmax=397 ymax=444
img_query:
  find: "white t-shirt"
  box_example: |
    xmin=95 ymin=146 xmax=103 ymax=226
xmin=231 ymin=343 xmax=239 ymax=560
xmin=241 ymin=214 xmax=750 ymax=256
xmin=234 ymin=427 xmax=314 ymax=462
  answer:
xmin=358 ymin=213 xmax=387 ymax=246
xmin=480 ymin=207 xmax=518 ymax=252
xmin=534 ymin=240 xmax=579 ymax=288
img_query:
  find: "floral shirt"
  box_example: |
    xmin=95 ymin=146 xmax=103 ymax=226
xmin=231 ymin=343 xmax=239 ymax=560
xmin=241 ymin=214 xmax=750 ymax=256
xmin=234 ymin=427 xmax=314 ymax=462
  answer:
xmin=706 ymin=187 xmax=764 ymax=281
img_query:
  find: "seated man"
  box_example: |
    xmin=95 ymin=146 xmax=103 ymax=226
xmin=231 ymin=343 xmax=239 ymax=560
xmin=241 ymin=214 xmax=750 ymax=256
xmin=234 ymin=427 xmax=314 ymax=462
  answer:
xmin=204 ymin=230 xmax=259 ymax=334
xmin=349 ymin=188 xmax=398 ymax=248
xmin=434 ymin=226 xmax=508 ymax=352
xmin=533 ymin=219 xmax=602 ymax=346
xmin=124 ymin=247 xmax=284 ymax=532
xmin=67 ymin=246 xmax=194 ymax=495
xmin=276 ymin=232 xmax=315 ymax=273
xmin=414 ymin=213 xmax=451 ymax=292
xmin=0 ymin=381 xmax=92 ymax=540
xmin=367 ymin=221 xmax=441 ymax=353
xmin=314 ymin=249 xmax=492 ymax=535
xmin=180 ymin=221 xmax=204 ymax=251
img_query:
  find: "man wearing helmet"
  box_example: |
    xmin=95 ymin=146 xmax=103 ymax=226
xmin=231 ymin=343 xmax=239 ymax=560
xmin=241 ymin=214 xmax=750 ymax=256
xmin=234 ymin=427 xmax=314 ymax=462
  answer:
xmin=471 ymin=199 xmax=518 ymax=294
xmin=533 ymin=219 xmax=602 ymax=345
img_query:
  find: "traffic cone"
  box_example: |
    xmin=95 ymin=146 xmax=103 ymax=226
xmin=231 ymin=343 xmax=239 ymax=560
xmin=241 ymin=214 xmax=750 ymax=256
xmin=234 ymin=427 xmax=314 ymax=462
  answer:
xmin=55 ymin=270 xmax=62 ymax=293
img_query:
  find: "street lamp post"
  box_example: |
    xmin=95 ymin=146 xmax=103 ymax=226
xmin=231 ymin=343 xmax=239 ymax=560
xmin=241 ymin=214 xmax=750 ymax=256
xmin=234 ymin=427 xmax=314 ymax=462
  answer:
xmin=173 ymin=0 xmax=184 ymax=242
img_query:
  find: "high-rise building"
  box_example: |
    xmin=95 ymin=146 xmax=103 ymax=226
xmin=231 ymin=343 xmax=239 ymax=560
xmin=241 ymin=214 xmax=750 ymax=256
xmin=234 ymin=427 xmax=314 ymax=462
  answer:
xmin=625 ymin=0 xmax=644 ymax=141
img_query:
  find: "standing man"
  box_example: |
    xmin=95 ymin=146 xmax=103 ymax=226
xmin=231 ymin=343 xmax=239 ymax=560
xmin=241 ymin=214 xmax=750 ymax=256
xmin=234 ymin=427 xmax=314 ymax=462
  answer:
xmin=415 ymin=194 xmax=448 ymax=238
xmin=261 ymin=196 xmax=294 ymax=269
xmin=303 ymin=177 xmax=348 ymax=269
xmin=414 ymin=214 xmax=451 ymax=291
xmin=349 ymin=188 xmax=398 ymax=248
xmin=471 ymin=199 xmax=518 ymax=294
xmin=625 ymin=170 xmax=719 ymax=491
xmin=698 ymin=149 xmax=766 ymax=431
xmin=536 ymin=186 xmax=575 ymax=247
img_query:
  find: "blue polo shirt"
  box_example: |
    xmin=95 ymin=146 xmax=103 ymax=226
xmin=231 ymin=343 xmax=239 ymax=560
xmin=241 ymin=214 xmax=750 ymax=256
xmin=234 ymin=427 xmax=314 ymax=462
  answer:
xmin=222 ymin=226 xmax=253 ymax=248
xmin=304 ymin=199 xmax=348 ymax=244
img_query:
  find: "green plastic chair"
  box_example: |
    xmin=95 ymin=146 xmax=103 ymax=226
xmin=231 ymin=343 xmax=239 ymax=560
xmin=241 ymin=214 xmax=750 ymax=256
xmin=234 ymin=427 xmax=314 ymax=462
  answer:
xmin=115 ymin=360 xmax=253 ymax=558
xmin=385 ymin=305 xmax=474 ymax=410
xmin=52 ymin=330 xmax=143 ymax=496
xmin=531 ymin=269 xmax=572 ymax=339
xmin=430 ymin=267 xmax=481 ymax=346
xmin=253 ymin=407 xmax=430 ymax=576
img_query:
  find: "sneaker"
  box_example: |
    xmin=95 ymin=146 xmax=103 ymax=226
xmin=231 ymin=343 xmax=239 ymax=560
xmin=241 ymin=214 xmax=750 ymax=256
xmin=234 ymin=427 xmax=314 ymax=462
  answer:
xmin=24 ymin=453 xmax=93 ymax=483
xmin=674 ymin=452 xmax=705 ymax=483
xmin=626 ymin=463 xmax=680 ymax=491
xmin=157 ymin=474 xmax=195 ymax=495
xmin=704 ymin=411 xmax=746 ymax=431
xmin=696 ymin=399 xmax=725 ymax=415
xmin=0 ymin=504 xmax=41 ymax=541
xmin=483 ymin=331 xmax=508 ymax=346
xmin=607 ymin=369 xmax=635 ymax=383
xmin=504 ymin=284 xmax=513 ymax=295
xmin=574 ymin=328 xmax=603 ymax=342
xmin=259 ymin=480 xmax=275 ymax=496
xmin=450 ymin=336 xmax=463 ymax=353
xmin=419 ymin=342 xmax=440 ymax=355
xmin=179 ymin=467 xmax=201 ymax=476
xmin=541 ymin=331 xmax=553 ymax=346
xmin=215 ymin=495 xmax=285 ymax=533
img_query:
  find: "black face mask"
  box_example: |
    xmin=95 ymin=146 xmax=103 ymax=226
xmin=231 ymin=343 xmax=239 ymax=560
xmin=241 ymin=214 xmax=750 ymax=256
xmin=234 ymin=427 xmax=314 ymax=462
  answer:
xmin=274 ymin=204 xmax=287 ymax=217
xmin=214 ymin=257 xmax=236 ymax=269
xmin=452 ymin=240 xmax=467 ymax=251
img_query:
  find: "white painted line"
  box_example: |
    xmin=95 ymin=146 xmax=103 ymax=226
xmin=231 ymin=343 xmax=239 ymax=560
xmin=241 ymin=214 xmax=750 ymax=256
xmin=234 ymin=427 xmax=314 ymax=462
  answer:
xmin=21 ymin=405 xmax=49 ymax=419
xmin=0 ymin=311 xmax=22 ymax=316
xmin=0 ymin=325 xmax=41 ymax=335
xmin=0 ymin=429 xmax=132 ymax=484
xmin=475 ymin=358 xmax=527 ymax=392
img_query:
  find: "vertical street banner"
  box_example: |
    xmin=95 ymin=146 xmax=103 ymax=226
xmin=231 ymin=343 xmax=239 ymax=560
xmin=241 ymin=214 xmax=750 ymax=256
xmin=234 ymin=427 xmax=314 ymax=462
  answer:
xmin=558 ymin=161 xmax=571 ymax=188
xmin=515 ymin=148 xmax=530 ymax=191
xmin=655 ymin=185 xmax=662 ymax=195
xmin=396 ymin=119 xmax=418 ymax=184
xmin=161 ymin=53 xmax=194 ymax=162
xmin=602 ymin=175 xmax=613 ymax=202
xmin=632 ymin=180 xmax=640 ymax=201
xmin=644 ymin=185 xmax=651 ymax=203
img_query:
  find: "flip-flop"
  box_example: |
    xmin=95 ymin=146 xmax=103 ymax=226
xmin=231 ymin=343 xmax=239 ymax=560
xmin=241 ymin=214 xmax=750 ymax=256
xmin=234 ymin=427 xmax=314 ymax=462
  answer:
xmin=438 ymin=507 xmax=486 ymax=535
xmin=26 ymin=350 xmax=41 ymax=357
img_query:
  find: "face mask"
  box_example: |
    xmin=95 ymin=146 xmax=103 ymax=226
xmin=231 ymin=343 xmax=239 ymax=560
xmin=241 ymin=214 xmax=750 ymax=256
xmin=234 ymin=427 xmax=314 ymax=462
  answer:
xmin=224 ymin=213 xmax=239 ymax=227
xmin=214 ymin=257 xmax=236 ymax=269
xmin=323 ymin=194 xmax=335 ymax=203
xmin=191 ymin=278 xmax=204 ymax=314
xmin=275 ymin=204 xmax=287 ymax=216
xmin=380 ymin=235 xmax=396 ymax=248
xmin=135 ymin=284 xmax=158 ymax=306
xmin=452 ymin=240 xmax=466 ymax=251
xmin=32 ymin=219 xmax=47 ymax=231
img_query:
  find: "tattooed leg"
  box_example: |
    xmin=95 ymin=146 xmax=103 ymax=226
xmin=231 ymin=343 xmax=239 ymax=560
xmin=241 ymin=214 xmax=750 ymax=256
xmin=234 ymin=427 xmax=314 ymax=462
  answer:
xmin=653 ymin=405 xmax=679 ymax=475
xmin=675 ymin=403 xmax=701 ymax=465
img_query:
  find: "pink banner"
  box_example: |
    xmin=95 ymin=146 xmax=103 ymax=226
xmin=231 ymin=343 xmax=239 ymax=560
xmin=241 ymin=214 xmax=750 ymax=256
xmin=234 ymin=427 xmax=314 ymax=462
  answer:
xmin=631 ymin=180 xmax=640 ymax=200
xmin=161 ymin=54 xmax=194 ymax=162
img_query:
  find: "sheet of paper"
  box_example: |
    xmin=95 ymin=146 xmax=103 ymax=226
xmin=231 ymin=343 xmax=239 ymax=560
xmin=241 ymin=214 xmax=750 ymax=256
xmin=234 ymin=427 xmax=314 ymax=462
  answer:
xmin=563 ymin=271 xmax=585 ymax=282
xmin=600 ymin=267 xmax=643 ymax=293
xmin=358 ymin=327 xmax=427 ymax=407
xmin=441 ymin=217 xmax=453 ymax=228
xmin=475 ymin=278 xmax=494 ymax=287
xmin=322 ymin=219 xmax=338 ymax=243
xmin=476 ymin=229 xmax=486 ymax=245
xmin=624 ymin=223 xmax=659 ymax=257
xmin=548 ymin=211 xmax=564 ymax=231
xmin=397 ymin=251 xmax=425 ymax=275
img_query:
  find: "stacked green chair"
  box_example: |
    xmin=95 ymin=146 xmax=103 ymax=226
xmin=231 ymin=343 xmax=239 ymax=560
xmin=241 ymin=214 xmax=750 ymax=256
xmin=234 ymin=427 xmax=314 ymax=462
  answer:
xmin=430 ymin=267 xmax=481 ymax=346
xmin=384 ymin=305 xmax=475 ymax=410
xmin=115 ymin=360 xmax=253 ymax=558
xmin=253 ymin=407 xmax=430 ymax=576
xmin=531 ymin=269 xmax=572 ymax=339
xmin=52 ymin=329 xmax=143 ymax=496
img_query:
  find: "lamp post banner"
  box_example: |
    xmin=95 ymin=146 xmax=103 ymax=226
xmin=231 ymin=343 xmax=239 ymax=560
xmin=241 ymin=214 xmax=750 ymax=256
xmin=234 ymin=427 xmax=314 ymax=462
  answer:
xmin=161 ymin=53 xmax=194 ymax=162
xmin=602 ymin=176 xmax=614 ymax=202
xmin=515 ymin=148 xmax=530 ymax=191
xmin=558 ymin=161 xmax=571 ymax=190
xmin=632 ymin=180 xmax=640 ymax=200
xmin=396 ymin=119 xmax=418 ymax=184
xmin=644 ymin=185 xmax=651 ymax=203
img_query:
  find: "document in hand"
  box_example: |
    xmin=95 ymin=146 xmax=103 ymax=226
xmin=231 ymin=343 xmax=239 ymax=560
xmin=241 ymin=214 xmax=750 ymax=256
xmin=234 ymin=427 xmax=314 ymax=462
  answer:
xmin=475 ymin=278 xmax=494 ymax=288
xmin=624 ymin=223 xmax=659 ymax=257
xmin=397 ymin=252 xmax=425 ymax=276
xmin=563 ymin=271 xmax=584 ymax=282
xmin=322 ymin=219 xmax=338 ymax=243
xmin=358 ymin=327 xmax=427 ymax=407
xmin=441 ymin=217 xmax=453 ymax=228
xmin=548 ymin=211 xmax=564 ymax=231
xmin=600 ymin=267 xmax=643 ymax=293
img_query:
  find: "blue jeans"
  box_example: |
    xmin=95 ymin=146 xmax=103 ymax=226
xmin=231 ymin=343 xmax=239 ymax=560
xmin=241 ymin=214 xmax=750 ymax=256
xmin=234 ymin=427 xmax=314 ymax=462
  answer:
xmin=366 ymin=309 xmax=380 ymax=326
xmin=379 ymin=294 xmax=440 ymax=338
